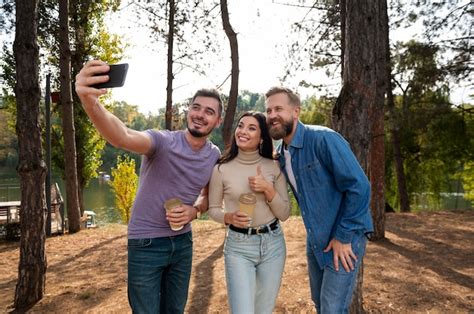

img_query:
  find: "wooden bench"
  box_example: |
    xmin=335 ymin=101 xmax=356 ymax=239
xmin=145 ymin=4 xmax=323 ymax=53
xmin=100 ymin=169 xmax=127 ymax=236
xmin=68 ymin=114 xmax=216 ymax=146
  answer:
xmin=0 ymin=183 xmax=65 ymax=239
xmin=0 ymin=201 xmax=21 ymax=224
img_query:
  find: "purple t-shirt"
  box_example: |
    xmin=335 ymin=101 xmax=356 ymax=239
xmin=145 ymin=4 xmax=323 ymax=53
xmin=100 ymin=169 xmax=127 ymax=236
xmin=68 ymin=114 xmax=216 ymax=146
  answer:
xmin=128 ymin=130 xmax=220 ymax=239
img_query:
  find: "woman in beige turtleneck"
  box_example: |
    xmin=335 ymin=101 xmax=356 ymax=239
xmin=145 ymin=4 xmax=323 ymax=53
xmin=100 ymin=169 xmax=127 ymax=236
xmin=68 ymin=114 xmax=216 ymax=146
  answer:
xmin=208 ymin=111 xmax=290 ymax=314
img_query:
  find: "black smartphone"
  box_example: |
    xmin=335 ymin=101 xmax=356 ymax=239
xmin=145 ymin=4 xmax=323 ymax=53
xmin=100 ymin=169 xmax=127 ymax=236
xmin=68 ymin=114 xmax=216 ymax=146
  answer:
xmin=92 ymin=63 xmax=129 ymax=89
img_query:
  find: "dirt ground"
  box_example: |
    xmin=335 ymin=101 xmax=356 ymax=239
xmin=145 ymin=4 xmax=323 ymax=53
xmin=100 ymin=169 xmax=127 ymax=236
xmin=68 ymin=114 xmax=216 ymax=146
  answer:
xmin=1 ymin=211 xmax=473 ymax=313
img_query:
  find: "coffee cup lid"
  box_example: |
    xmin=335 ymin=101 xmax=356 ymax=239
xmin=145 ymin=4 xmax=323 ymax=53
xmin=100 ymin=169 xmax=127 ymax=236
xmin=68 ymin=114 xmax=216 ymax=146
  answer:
xmin=164 ymin=198 xmax=182 ymax=209
xmin=239 ymin=193 xmax=256 ymax=204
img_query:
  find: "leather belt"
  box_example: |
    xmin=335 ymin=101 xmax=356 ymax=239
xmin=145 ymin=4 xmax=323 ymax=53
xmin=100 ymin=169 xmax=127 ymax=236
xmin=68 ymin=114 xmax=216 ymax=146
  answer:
xmin=229 ymin=219 xmax=279 ymax=235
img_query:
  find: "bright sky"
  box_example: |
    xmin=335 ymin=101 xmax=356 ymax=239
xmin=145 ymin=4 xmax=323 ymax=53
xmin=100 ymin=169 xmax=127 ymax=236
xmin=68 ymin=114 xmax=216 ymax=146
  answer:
xmin=106 ymin=1 xmax=334 ymax=113
xmin=106 ymin=1 xmax=472 ymax=114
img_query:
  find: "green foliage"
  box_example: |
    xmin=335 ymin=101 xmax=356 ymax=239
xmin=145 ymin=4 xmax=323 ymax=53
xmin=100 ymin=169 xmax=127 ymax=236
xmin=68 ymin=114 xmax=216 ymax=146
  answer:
xmin=392 ymin=0 xmax=472 ymax=83
xmin=385 ymin=41 xmax=473 ymax=210
xmin=288 ymin=190 xmax=300 ymax=216
xmin=462 ymin=162 xmax=474 ymax=202
xmin=299 ymin=96 xmax=334 ymax=127
xmin=393 ymin=41 xmax=443 ymax=97
xmin=109 ymin=155 xmax=138 ymax=223
xmin=42 ymin=0 xmax=126 ymax=195
xmin=0 ymin=107 xmax=17 ymax=167
xmin=100 ymin=100 xmax=164 ymax=172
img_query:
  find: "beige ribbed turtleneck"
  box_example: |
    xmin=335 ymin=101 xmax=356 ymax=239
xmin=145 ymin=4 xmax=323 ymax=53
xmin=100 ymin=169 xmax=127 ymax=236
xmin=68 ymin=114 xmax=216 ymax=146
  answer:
xmin=208 ymin=149 xmax=290 ymax=227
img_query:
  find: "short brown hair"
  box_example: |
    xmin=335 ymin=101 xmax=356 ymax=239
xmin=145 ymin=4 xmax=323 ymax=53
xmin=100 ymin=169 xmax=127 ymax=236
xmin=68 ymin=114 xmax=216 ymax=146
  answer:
xmin=265 ymin=87 xmax=301 ymax=107
xmin=190 ymin=88 xmax=223 ymax=117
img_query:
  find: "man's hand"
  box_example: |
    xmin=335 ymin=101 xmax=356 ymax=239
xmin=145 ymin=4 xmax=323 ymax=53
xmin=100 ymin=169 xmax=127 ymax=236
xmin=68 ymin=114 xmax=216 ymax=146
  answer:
xmin=75 ymin=60 xmax=110 ymax=108
xmin=166 ymin=204 xmax=197 ymax=226
xmin=194 ymin=185 xmax=209 ymax=214
xmin=324 ymin=238 xmax=357 ymax=272
xmin=224 ymin=211 xmax=252 ymax=228
xmin=74 ymin=60 xmax=152 ymax=154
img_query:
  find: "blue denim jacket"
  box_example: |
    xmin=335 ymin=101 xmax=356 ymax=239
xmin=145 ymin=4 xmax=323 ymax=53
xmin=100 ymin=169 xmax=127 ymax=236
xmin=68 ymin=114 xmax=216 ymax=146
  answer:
xmin=278 ymin=121 xmax=373 ymax=268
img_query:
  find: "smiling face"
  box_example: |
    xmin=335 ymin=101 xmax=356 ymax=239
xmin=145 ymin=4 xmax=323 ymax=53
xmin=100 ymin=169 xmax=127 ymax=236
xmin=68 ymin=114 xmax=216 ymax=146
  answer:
xmin=235 ymin=116 xmax=262 ymax=152
xmin=265 ymin=92 xmax=299 ymax=142
xmin=186 ymin=96 xmax=222 ymax=138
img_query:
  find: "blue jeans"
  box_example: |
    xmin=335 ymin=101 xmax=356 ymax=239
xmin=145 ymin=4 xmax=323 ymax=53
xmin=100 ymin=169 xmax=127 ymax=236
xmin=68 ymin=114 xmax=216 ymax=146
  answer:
xmin=127 ymin=232 xmax=193 ymax=314
xmin=224 ymin=223 xmax=286 ymax=314
xmin=307 ymin=234 xmax=367 ymax=314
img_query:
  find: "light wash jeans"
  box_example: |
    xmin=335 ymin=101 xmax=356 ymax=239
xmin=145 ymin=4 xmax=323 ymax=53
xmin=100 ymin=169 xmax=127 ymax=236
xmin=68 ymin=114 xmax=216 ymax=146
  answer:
xmin=127 ymin=232 xmax=193 ymax=314
xmin=224 ymin=223 xmax=286 ymax=314
xmin=307 ymin=233 xmax=367 ymax=314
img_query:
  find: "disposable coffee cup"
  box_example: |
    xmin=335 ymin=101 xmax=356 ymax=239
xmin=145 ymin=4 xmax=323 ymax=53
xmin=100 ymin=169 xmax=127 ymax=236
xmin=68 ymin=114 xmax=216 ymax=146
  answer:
xmin=164 ymin=198 xmax=184 ymax=231
xmin=239 ymin=193 xmax=257 ymax=219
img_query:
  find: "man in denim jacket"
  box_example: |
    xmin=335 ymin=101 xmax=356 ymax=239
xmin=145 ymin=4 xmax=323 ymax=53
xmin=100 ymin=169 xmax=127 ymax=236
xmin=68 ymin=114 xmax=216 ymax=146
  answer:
xmin=265 ymin=87 xmax=373 ymax=313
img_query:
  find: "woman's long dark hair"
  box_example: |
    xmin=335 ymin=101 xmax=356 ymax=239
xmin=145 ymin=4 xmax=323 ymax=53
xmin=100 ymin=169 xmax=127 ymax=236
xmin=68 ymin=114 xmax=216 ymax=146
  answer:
xmin=218 ymin=111 xmax=274 ymax=165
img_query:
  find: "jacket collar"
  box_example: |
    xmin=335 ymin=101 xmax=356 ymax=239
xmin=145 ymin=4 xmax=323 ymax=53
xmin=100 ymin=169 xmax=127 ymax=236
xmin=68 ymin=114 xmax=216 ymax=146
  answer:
xmin=288 ymin=120 xmax=305 ymax=149
xmin=278 ymin=120 xmax=304 ymax=157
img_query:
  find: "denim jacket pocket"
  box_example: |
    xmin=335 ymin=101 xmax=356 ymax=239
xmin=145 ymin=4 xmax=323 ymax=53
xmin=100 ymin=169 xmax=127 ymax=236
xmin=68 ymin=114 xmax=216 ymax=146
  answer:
xmin=299 ymin=160 xmax=322 ymax=191
xmin=128 ymin=238 xmax=152 ymax=248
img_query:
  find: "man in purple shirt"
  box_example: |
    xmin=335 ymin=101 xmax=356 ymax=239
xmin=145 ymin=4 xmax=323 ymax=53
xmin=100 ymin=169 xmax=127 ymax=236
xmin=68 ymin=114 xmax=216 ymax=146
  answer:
xmin=75 ymin=60 xmax=222 ymax=313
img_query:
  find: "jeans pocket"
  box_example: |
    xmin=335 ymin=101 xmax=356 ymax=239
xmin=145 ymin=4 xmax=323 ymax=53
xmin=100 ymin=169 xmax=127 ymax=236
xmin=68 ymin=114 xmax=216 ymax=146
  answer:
xmin=226 ymin=229 xmax=248 ymax=242
xmin=353 ymin=234 xmax=367 ymax=256
xmin=271 ymin=224 xmax=283 ymax=236
xmin=186 ymin=232 xmax=193 ymax=243
xmin=128 ymin=238 xmax=152 ymax=248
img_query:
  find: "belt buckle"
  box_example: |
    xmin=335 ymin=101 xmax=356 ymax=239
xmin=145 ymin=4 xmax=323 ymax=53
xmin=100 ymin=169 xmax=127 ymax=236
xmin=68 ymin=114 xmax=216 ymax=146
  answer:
xmin=256 ymin=227 xmax=264 ymax=234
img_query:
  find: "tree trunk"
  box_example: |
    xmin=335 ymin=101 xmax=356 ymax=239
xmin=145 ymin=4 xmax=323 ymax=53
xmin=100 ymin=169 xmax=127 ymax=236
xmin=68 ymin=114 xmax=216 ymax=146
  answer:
xmin=368 ymin=0 xmax=388 ymax=240
xmin=70 ymin=0 xmax=93 ymax=216
xmin=13 ymin=0 xmax=47 ymax=310
xmin=385 ymin=54 xmax=410 ymax=213
xmin=388 ymin=100 xmax=410 ymax=212
xmin=340 ymin=0 xmax=345 ymax=78
xmin=59 ymin=0 xmax=81 ymax=233
xmin=165 ymin=0 xmax=175 ymax=131
xmin=332 ymin=0 xmax=386 ymax=312
xmin=220 ymin=0 xmax=240 ymax=149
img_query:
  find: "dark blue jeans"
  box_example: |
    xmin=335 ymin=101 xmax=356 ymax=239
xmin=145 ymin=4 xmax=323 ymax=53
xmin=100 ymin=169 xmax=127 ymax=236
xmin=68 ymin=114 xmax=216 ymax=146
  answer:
xmin=127 ymin=232 xmax=193 ymax=314
xmin=307 ymin=233 xmax=367 ymax=314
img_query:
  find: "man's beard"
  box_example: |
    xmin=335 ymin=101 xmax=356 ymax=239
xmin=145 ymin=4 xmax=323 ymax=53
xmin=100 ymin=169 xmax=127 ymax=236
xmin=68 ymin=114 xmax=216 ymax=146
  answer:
xmin=268 ymin=118 xmax=293 ymax=140
xmin=187 ymin=126 xmax=211 ymax=138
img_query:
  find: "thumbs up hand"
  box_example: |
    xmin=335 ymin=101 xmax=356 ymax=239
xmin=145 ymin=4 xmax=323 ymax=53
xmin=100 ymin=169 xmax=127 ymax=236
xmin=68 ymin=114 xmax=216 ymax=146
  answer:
xmin=248 ymin=165 xmax=270 ymax=193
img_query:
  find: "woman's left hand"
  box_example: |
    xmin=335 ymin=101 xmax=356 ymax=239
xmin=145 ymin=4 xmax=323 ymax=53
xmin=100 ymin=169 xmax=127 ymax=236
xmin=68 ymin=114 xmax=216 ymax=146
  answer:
xmin=248 ymin=165 xmax=270 ymax=193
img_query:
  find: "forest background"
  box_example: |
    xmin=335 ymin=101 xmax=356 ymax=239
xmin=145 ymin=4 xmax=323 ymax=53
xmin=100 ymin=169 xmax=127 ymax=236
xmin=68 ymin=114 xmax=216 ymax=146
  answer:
xmin=0 ymin=0 xmax=472 ymax=311
xmin=1 ymin=0 xmax=472 ymax=213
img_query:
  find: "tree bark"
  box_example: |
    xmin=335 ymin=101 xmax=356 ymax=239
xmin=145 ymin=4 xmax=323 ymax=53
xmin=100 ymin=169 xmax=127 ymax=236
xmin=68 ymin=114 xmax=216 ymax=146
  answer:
xmin=368 ymin=0 xmax=388 ymax=240
xmin=165 ymin=0 xmax=175 ymax=131
xmin=59 ymin=0 xmax=81 ymax=233
xmin=388 ymin=98 xmax=410 ymax=212
xmin=220 ymin=0 xmax=240 ymax=149
xmin=13 ymin=0 xmax=47 ymax=310
xmin=385 ymin=46 xmax=410 ymax=213
xmin=332 ymin=0 xmax=386 ymax=312
xmin=70 ymin=0 xmax=93 ymax=216
xmin=339 ymin=0 xmax=345 ymax=78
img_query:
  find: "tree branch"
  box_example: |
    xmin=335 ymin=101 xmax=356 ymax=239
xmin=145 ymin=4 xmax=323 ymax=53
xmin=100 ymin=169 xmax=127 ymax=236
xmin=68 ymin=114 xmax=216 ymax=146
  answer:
xmin=216 ymin=73 xmax=231 ymax=90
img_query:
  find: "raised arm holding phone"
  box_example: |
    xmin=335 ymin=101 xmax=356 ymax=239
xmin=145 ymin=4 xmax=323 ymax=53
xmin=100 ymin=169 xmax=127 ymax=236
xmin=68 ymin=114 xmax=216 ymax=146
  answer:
xmin=75 ymin=60 xmax=223 ymax=313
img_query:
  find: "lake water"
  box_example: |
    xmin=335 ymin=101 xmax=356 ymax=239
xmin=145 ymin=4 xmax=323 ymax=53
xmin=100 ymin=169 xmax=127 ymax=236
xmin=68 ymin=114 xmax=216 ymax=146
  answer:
xmin=0 ymin=175 xmax=121 ymax=225
xmin=0 ymin=173 xmax=471 ymax=225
